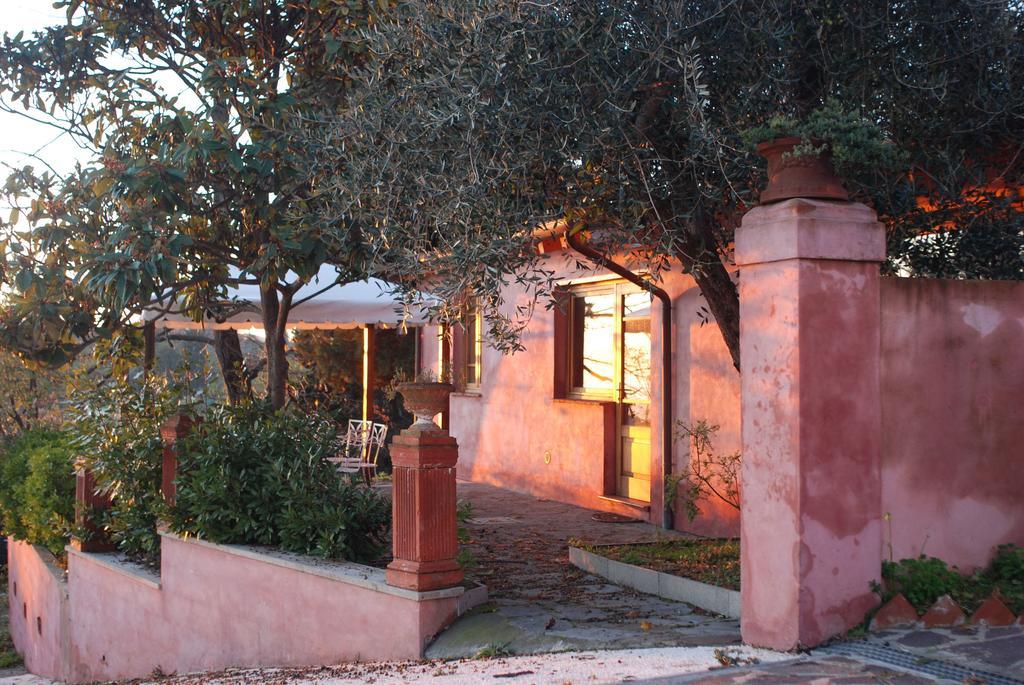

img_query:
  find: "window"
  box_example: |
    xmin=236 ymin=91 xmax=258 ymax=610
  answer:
xmin=564 ymin=281 xmax=650 ymax=399
xmin=462 ymin=300 xmax=483 ymax=390
xmin=569 ymin=287 xmax=616 ymax=396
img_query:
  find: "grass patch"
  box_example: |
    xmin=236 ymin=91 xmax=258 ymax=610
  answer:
xmin=590 ymin=538 xmax=740 ymax=591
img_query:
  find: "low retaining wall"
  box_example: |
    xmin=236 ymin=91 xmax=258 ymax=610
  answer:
xmin=10 ymin=534 xmax=482 ymax=683
xmin=7 ymin=541 xmax=71 ymax=681
xmin=569 ymin=546 xmax=740 ymax=619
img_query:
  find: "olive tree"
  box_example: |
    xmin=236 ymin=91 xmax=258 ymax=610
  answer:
xmin=304 ymin=0 xmax=1023 ymax=369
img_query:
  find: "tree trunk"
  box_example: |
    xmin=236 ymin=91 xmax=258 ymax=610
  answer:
xmin=213 ymin=329 xmax=252 ymax=405
xmin=260 ymin=284 xmax=292 ymax=410
xmin=673 ymin=212 xmax=741 ymax=372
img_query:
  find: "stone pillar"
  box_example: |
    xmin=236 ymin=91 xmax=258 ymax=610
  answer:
xmin=160 ymin=414 xmax=195 ymax=507
xmin=386 ymin=427 xmax=463 ymax=592
xmin=70 ymin=467 xmax=114 ymax=553
xmin=735 ymin=198 xmax=885 ymax=649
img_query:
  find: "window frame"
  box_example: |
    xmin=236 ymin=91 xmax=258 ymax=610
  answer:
xmin=461 ymin=299 xmax=483 ymax=391
xmin=563 ymin=279 xmax=646 ymax=401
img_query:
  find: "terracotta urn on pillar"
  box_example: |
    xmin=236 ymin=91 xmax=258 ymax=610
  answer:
xmin=387 ymin=380 xmax=463 ymax=592
xmin=397 ymin=382 xmax=454 ymax=430
xmin=757 ymin=136 xmax=849 ymax=204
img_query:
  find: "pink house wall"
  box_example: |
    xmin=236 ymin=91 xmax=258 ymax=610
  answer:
xmin=9 ymin=533 xmax=465 ymax=683
xmin=435 ymin=253 xmax=742 ymax=536
xmin=880 ymin=277 xmax=1024 ymax=569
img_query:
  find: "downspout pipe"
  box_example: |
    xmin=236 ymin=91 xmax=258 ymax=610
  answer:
xmin=565 ymin=232 xmax=675 ymax=530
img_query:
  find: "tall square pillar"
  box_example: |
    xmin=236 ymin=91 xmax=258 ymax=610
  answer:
xmin=735 ymin=198 xmax=885 ymax=649
xmin=386 ymin=428 xmax=463 ymax=592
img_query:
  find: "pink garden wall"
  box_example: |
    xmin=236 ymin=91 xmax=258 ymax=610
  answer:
xmin=7 ymin=541 xmax=70 ymax=681
xmin=9 ymin=533 xmax=469 ymax=683
xmin=880 ymin=276 xmax=1024 ymax=569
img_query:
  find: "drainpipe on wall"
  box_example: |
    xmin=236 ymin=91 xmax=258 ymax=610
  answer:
xmin=565 ymin=232 xmax=674 ymax=530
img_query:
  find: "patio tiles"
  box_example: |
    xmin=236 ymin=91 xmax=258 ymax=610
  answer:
xmin=855 ymin=623 xmax=1024 ymax=680
xmin=425 ymin=481 xmax=742 ymax=658
xmin=643 ymin=656 xmax=939 ymax=685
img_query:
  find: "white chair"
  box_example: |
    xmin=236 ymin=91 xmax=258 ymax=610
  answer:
xmin=328 ymin=419 xmax=388 ymax=483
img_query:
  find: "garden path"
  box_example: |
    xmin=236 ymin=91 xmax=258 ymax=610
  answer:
xmin=423 ymin=481 xmax=742 ymax=658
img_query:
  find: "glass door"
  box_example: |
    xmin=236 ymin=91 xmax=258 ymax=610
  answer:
xmin=618 ymin=290 xmax=652 ymax=502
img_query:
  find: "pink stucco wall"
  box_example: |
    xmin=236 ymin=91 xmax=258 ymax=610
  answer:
xmin=9 ymin=534 xmax=464 ymax=683
xmin=880 ymin=277 xmax=1024 ymax=570
xmin=7 ymin=541 xmax=71 ymax=682
xmin=435 ymin=252 xmax=742 ymax=535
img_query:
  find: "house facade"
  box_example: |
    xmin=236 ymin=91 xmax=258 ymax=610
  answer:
xmin=419 ymin=246 xmax=743 ymax=538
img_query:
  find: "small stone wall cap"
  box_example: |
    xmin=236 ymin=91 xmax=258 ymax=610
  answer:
xmin=870 ymin=593 xmax=919 ymax=631
xmin=969 ymin=594 xmax=1016 ymax=626
xmin=921 ymin=595 xmax=966 ymax=628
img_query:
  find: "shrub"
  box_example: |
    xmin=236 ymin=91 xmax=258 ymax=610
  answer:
xmin=978 ymin=544 xmax=1024 ymax=614
xmin=878 ymin=547 xmax=1024 ymax=615
xmin=880 ymin=556 xmax=963 ymax=610
xmin=68 ymin=376 xmax=186 ymax=564
xmin=0 ymin=429 xmax=75 ymax=557
xmin=670 ymin=420 xmax=741 ymax=521
xmin=171 ymin=403 xmax=390 ymax=563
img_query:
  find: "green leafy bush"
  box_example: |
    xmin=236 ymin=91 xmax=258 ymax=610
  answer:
xmin=0 ymin=429 xmax=75 ymax=556
xmin=170 ymin=403 xmax=390 ymax=563
xmin=881 ymin=555 xmax=963 ymax=609
xmin=975 ymin=544 xmax=1024 ymax=614
xmin=742 ymin=99 xmax=905 ymax=179
xmin=68 ymin=376 xmax=187 ymax=564
xmin=879 ymin=545 xmax=1024 ymax=615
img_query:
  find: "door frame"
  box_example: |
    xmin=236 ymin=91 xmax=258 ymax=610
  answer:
xmin=562 ymin=279 xmax=653 ymax=503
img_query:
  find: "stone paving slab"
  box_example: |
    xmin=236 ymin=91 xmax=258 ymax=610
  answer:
xmin=425 ymin=481 xmax=741 ymax=658
xmin=867 ymin=624 xmax=1024 ymax=679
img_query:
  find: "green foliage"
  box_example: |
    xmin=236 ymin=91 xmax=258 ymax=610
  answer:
xmin=0 ymin=429 xmax=75 ymax=556
xmin=455 ymin=499 xmax=475 ymax=569
xmin=0 ymin=566 xmax=21 ymax=669
xmin=670 ymin=420 xmax=741 ymax=521
xmin=68 ymin=374 xmax=190 ymax=564
xmin=881 ymin=556 xmax=963 ymax=610
xmin=473 ymin=643 xmax=513 ymax=660
xmin=878 ymin=546 xmax=1024 ymax=615
xmin=976 ymin=544 xmax=1024 ymax=614
xmin=987 ymin=544 xmax=1024 ymax=584
xmin=0 ymin=0 xmax=387 ymax=406
xmin=741 ymin=99 xmax=906 ymax=178
xmin=887 ymin=198 xmax=1023 ymax=280
xmin=306 ymin=0 xmax=1024 ymax=369
xmin=0 ymin=350 xmax=63 ymax=438
xmin=170 ymin=403 xmax=390 ymax=563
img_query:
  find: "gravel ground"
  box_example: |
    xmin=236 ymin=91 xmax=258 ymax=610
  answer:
xmin=115 ymin=646 xmax=790 ymax=685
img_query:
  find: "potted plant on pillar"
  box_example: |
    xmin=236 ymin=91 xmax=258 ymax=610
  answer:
xmin=743 ymin=99 xmax=904 ymax=204
xmin=392 ymin=369 xmax=454 ymax=432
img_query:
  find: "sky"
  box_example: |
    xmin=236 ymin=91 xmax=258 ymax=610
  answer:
xmin=0 ymin=0 xmax=95 ymax=211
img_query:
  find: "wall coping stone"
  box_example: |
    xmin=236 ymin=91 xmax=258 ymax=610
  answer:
xmin=67 ymin=547 xmax=161 ymax=591
xmin=17 ymin=541 xmax=68 ymax=589
xmin=157 ymin=531 xmax=465 ymax=602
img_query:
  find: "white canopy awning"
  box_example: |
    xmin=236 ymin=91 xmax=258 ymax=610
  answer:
xmin=146 ymin=265 xmax=433 ymax=330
